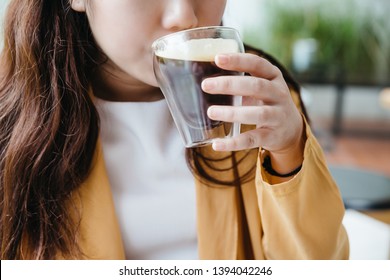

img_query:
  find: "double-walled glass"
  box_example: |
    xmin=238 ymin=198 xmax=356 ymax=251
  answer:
xmin=152 ymin=26 xmax=245 ymax=147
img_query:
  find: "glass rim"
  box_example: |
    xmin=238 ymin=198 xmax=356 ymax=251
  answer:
xmin=152 ymin=26 xmax=240 ymax=49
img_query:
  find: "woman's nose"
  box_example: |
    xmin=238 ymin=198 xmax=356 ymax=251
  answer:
xmin=162 ymin=0 xmax=198 ymax=31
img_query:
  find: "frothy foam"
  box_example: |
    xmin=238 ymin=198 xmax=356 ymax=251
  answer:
xmin=156 ymin=38 xmax=240 ymax=62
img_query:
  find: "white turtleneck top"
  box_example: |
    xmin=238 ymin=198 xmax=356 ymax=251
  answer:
xmin=95 ymin=97 xmax=198 ymax=260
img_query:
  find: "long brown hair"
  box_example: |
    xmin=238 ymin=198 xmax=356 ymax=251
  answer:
xmin=0 ymin=0 xmax=99 ymax=259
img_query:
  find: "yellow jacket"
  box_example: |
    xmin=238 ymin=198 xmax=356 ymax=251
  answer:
xmin=76 ymin=89 xmax=349 ymax=260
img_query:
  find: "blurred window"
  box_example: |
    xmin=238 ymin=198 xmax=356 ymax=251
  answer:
xmin=234 ymin=0 xmax=390 ymax=86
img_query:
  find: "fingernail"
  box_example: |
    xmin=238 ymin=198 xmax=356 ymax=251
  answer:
xmin=207 ymin=107 xmax=222 ymax=119
xmin=202 ymin=80 xmax=215 ymax=91
xmin=212 ymin=141 xmax=226 ymax=151
xmin=216 ymin=54 xmax=229 ymax=65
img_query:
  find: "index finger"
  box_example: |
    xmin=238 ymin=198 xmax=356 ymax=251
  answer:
xmin=215 ymin=53 xmax=281 ymax=80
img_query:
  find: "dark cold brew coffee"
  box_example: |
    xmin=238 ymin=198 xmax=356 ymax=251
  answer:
xmin=154 ymin=55 xmax=239 ymax=130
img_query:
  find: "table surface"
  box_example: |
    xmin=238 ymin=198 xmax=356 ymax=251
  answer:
xmin=329 ymin=165 xmax=390 ymax=222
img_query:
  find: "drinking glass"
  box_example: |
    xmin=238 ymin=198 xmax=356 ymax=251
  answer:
xmin=152 ymin=26 xmax=245 ymax=147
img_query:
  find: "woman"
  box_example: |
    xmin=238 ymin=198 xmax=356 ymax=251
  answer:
xmin=0 ymin=0 xmax=348 ymax=259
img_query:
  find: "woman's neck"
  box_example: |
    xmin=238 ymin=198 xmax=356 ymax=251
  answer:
xmin=92 ymin=63 xmax=163 ymax=102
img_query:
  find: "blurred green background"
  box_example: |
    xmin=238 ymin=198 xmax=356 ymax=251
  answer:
xmin=227 ymin=0 xmax=390 ymax=86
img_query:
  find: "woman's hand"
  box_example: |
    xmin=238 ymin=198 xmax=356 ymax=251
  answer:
xmin=202 ymin=53 xmax=305 ymax=175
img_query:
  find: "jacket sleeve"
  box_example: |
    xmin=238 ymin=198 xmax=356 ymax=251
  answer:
xmin=255 ymin=114 xmax=349 ymax=259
